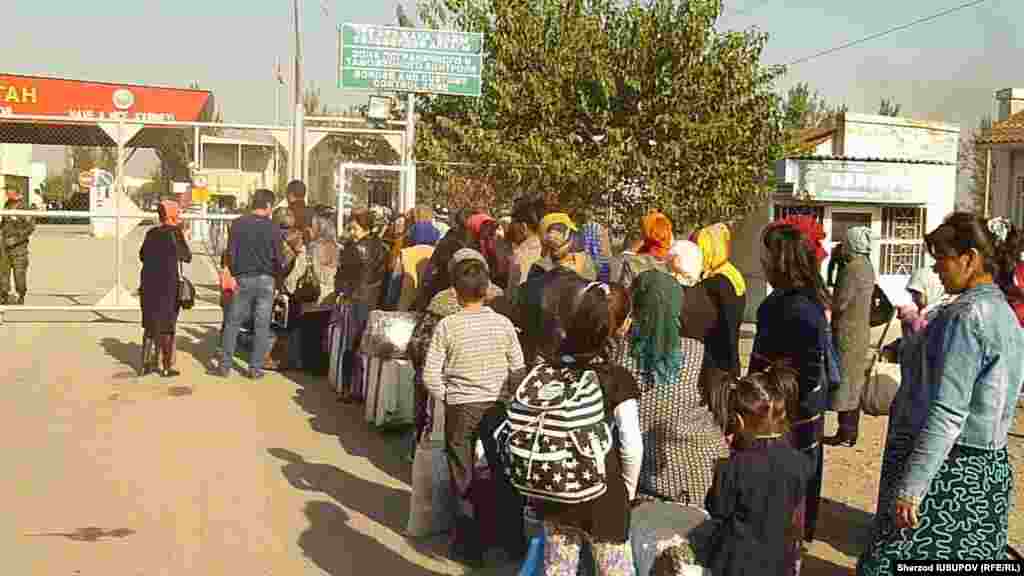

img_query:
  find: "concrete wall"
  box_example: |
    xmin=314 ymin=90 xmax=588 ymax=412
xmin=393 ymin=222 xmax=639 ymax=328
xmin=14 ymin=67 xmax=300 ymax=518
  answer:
xmin=0 ymin=143 xmax=32 ymax=178
xmin=990 ymin=148 xmax=1015 ymax=219
xmin=730 ymin=200 xmax=772 ymax=323
xmin=731 ymin=161 xmax=957 ymax=322
xmin=841 ymin=113 xmax=959 ymax=164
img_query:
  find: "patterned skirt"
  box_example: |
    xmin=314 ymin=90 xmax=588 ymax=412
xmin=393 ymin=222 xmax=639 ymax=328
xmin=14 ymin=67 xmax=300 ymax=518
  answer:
xmin=857 ymin=436 xmax=1013 ymax=575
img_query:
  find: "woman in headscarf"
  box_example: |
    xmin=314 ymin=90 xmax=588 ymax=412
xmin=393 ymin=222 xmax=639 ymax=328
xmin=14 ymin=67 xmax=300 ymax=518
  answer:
xmin=825 ymin=226 xmax=876 ymax=448
xmin=612 ymin=263 xmax=729 ymax=507
xmin=396 ymin=205 xmax=440 ymax=312
xmin=619 ymin=210 xmax=673 ymax=289
xmin=528 ymin=212 xmax=596 ymax=281
xmin=139 ymin=200 xmax=192 ymax=377
xmin=668 ymin=240 xmax=719 ymax=345
xmin=294 ymin=213 xmax=340 ymax=376
xmin=898 ymin=267 xmax=946 ymax=335
xmin=749 ymin=219 xmax=830 ymax=543
xmin=506 ymin=195 xmax=546 ymax=291
xmin=516 ymin=219 xmax=589 ymax=365
xmin=414 ymin=207 xmax=477 ymax=311
xmin=693 ymin=223 xmax=747 ymax=378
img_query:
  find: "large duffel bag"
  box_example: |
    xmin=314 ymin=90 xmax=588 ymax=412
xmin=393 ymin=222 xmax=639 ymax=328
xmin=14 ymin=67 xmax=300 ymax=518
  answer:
xmin=360 ymin=310 xmax=418 ymax=358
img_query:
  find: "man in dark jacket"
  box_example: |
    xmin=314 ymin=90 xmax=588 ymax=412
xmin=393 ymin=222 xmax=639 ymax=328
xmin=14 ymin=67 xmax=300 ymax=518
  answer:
xmin=218 ymin=189 xmax=281 ymax=379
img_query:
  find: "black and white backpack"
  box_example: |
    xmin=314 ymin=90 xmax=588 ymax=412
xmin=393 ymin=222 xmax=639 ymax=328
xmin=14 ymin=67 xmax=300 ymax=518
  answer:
xmin=496 ymin=362 xmax=613 ymax=504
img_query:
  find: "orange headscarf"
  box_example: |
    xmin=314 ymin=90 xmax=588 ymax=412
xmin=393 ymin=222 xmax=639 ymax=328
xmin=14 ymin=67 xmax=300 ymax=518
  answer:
xmin=159 ymin=200 xmax=180 ymax=226
xmin=640 ymin=211 xmax=673 ymax=259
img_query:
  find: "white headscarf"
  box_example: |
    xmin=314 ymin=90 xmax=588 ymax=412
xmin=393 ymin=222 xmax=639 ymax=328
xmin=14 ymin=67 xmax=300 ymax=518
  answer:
xmin=668 ymin=240 xmax=703 ymax=287
xmin=906 ymin=267 xmax=945 ymax=311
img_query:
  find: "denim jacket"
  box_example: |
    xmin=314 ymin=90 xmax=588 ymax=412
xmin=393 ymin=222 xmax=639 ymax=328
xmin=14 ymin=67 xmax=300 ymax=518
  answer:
xmin=896 ymin=283 xmax=1024 ymax=502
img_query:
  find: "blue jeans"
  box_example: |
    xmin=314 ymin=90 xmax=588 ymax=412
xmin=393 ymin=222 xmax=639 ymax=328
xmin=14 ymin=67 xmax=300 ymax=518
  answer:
xmin=221 ymin=274 xmax=274 ymax=373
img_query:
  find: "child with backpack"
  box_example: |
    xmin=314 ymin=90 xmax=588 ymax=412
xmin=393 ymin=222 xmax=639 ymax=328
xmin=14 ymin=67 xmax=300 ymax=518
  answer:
xmin=498 ymin=280 xmax=643 ymax=575
xmin=703 ymin=364 xmax=813 ymax=576
xmin=422 ymin=248 xmax=526 ymax=565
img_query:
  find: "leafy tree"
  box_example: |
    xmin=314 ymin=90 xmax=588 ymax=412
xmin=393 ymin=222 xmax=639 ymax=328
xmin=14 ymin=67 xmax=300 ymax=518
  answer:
xmin=152 ymin=81 xmax=223 ymax=196
xmin=411 ymin=0 xmax=787 ymax=230
xmin=958 ymin=115 xmax=992 ymax=213
xmin=878 ymin=97 xmax=901 ymax=117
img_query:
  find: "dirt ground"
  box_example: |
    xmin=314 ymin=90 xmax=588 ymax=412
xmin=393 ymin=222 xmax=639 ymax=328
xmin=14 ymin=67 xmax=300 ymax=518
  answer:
xmin=802 ymin=410 xmax=1024 ymax=575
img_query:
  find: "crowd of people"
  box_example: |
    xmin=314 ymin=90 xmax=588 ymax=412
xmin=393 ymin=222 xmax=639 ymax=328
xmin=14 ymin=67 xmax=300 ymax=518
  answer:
xmin=137 ymin=181 xmax=1024 ymax=575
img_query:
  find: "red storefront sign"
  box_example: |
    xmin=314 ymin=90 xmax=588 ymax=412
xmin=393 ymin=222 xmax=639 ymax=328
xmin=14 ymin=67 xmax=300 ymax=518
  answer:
xmin=0 ymin=73 xmax=212 ymax=122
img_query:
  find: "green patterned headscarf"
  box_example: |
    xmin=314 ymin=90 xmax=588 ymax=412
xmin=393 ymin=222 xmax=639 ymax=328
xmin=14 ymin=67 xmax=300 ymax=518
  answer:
xmin=629 ymin=269 xmax=683 ymax=385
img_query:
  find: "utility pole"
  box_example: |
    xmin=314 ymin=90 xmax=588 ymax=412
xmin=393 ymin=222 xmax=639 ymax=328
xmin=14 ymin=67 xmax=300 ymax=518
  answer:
xmin=291 ymin=0 xmax=305 ymax=183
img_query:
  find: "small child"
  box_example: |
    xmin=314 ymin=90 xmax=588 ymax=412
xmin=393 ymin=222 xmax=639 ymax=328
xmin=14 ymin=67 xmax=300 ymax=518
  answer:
xmin=422 ymin=248 xmax=525 ymax=565
xmin=704 ymin=364 xmax=812 ymax=576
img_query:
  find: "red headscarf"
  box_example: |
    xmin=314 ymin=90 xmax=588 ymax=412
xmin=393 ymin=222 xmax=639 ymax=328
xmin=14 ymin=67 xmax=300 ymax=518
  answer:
xmin=466 ymin=213 xmax=495 ymax=239
xmin=767 ymin=215 xmax=827 ymax=264
xmin=640 ymin=211 xmax=673 ymax=260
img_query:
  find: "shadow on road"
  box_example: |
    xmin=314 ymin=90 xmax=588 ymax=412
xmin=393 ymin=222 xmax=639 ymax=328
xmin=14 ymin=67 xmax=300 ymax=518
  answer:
xmin=268 ymin=448 xmax=410 ymax=535
xmin=284 ymin=369 xmax=412 ymax=487
xmin=24 ymin=527 xmax=136 ymax=542
xmin=814 ymin=498 xmax=874 ymax=559
xmin=298 ymin=500 xmax=447 ymax=576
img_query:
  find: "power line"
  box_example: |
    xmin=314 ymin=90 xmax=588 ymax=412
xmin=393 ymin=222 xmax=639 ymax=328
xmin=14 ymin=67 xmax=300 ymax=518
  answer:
xmin=784 ymin=0 xmax=993 ymax=67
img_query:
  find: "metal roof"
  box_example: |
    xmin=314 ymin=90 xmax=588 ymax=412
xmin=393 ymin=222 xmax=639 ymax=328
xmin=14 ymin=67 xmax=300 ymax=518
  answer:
xmin=786 ymin=155 xmax=954 ymax=166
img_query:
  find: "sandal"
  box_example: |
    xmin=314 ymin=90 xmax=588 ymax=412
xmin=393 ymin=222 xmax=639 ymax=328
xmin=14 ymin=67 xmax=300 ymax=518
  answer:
xmin=162 ymin=368 xmax=181 ymax=378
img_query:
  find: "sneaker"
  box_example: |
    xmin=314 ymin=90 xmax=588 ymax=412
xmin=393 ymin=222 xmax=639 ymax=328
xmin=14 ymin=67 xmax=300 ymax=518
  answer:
xmin=210 ymin=365 xmax=231 ymax=378
xmin=248 ymin=368 xmax=265 ymax=380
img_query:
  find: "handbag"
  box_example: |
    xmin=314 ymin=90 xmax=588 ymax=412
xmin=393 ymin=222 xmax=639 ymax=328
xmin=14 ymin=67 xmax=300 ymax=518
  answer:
xmin=822 ymin=323 xmax=843 ymax=395
xmin=220 ymin=267 xmax=238 ymax=293
xmin=861 ymin=315 xmax=900 ymax=416
xmin=293 ymin=252 xmax=322 ymax=304
xmin=177 ymin=261 xmax=195 ymax=310
xmin=172 ymin=230 xmax=195 ymax=310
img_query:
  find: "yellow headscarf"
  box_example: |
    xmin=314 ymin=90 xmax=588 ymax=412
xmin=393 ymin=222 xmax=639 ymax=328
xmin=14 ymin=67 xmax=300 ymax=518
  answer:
xmin=539 ymin=212 xmax=577 ymax=237
xmin=694 ymin=223 xmax=746 ymax=296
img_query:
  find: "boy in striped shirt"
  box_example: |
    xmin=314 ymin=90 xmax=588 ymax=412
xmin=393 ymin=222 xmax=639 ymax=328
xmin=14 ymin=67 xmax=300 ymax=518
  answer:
xmin=423 ymin=248 xmax=525 ymax=564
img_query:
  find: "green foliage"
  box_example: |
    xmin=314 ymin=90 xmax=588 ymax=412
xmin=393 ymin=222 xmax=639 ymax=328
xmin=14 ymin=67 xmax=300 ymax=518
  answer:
xmin=411 ymin=0 xmax=788 ymax=230
xmin=152 ymin=81 xmax=223 ymax=195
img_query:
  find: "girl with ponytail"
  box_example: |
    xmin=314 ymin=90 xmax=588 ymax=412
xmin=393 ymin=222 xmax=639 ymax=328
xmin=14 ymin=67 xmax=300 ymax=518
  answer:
xmin=703 ymin=362 xmax=812 ymax=576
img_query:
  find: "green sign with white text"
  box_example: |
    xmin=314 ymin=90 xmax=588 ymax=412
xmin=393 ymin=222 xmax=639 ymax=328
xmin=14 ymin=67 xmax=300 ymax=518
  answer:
xmin=339 ymin=23 xmax=483 ymax=97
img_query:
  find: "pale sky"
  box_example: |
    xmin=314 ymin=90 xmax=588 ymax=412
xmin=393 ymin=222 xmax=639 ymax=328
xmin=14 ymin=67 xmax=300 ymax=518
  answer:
xmin=4 ymin=0 xmax=1022 ymax=182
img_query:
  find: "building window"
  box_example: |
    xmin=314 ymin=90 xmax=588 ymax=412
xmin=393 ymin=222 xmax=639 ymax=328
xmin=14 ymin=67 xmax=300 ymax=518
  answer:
xmin=774 ymin=204 xmax=824 ymax=222
xmin=880 ymin=206 xmax=927 ymax=275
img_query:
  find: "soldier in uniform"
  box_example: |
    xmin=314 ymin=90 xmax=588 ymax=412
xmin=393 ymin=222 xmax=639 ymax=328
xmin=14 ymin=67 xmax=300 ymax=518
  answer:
xmin=1 ymin=185 xmax=36 ymax=305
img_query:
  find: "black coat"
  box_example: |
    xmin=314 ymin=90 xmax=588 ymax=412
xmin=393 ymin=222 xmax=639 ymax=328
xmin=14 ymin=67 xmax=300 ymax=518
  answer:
xmin=140 ymin=225 xmax=192 ymax=334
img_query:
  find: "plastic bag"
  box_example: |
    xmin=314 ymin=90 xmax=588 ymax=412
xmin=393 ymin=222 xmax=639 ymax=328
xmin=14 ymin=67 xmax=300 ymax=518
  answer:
xmin=406 ymin=441 xmax=453 ymax=537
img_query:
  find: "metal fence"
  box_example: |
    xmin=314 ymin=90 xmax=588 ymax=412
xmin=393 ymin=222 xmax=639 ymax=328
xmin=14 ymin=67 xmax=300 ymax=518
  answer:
xmin=0 ymin=114 xmax=409 ymax=319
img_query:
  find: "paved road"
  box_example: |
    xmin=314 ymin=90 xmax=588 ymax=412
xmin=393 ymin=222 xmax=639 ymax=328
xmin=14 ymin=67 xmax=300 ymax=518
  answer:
xmin=0 ymin=323 xmax=514 ymax=576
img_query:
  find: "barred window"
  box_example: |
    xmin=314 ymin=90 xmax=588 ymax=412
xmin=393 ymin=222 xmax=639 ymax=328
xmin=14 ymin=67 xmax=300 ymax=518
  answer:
xmin=1015 ymin=177 xmax=1024 ymax=229
xmin=880 ymin=206 xmax=927 ymax=275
